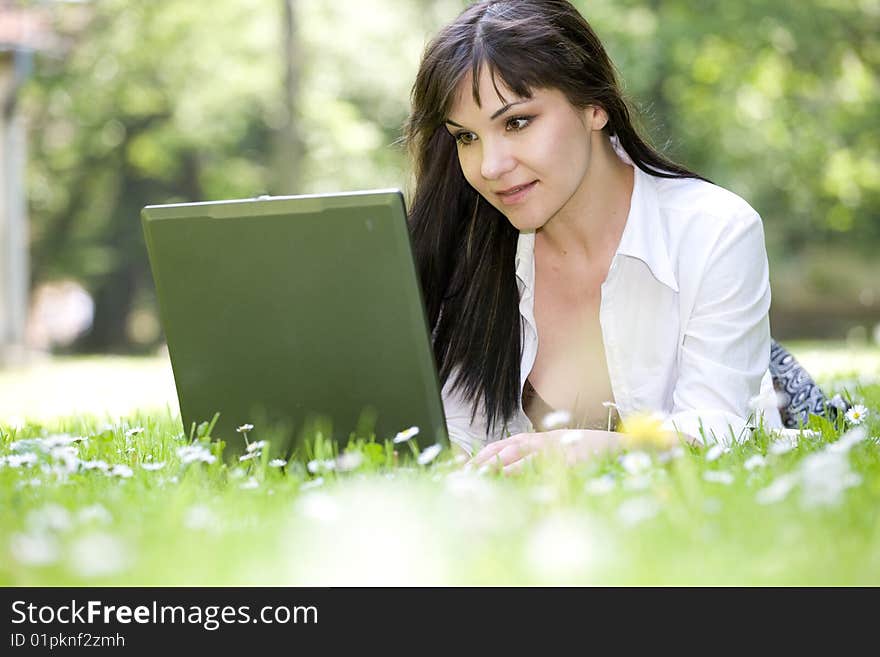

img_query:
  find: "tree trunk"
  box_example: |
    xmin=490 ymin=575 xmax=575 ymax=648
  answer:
xmin=273 ymin=0 xmax=304 ymax=195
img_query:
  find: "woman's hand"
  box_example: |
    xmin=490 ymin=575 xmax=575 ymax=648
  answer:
xmin=466 ymin=429 xmax=623 ymax=475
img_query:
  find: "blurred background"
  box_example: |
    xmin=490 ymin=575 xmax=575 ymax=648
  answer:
xmin=0 ymin=0 xmax=878 ymax=416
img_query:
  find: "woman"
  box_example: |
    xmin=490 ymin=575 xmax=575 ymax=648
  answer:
xmin=404 ymin=0 xmax=837 ymax=471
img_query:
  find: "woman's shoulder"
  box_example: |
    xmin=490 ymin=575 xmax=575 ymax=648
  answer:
xmin=640 ymin=171 xmax=769 ymax=295
xmin=648 ymin=172 xmax=764 ymax=246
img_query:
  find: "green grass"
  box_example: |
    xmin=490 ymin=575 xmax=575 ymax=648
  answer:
xmin=1 ymin=344 xmax=879 ymax=585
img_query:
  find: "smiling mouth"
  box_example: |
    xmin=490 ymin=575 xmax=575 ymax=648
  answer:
xmin=496 ymin=180 xmax=538 ymax=204
xmin=497 ymin=181 xmax=537 ymax=196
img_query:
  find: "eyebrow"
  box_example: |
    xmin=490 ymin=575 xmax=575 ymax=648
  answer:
xmin=444 ymin=100 xmax=529 ymax=128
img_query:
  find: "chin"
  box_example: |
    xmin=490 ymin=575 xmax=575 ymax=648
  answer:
xmin=504 ymin=211 xmax=549 ymax=232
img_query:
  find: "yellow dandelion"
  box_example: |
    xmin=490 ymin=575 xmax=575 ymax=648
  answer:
xmin=619 ymin=413 xmax=674 ymax=449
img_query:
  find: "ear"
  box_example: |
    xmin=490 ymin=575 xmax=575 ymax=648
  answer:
xmin=589 ymin=105 xmax=609 ymax=131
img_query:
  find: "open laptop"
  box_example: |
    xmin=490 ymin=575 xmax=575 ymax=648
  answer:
xmin=141 ymin=189 xmax=448 ymax=461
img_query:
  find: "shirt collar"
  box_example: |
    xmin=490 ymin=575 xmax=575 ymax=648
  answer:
xmin=514 ymin=230 xmax=535 ymax=289
xmin=514 ymin=137 xmax=679 ymax=294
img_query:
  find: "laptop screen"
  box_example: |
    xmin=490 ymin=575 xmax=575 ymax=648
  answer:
xmin=141 ymin=189 xmax=448 ymax=460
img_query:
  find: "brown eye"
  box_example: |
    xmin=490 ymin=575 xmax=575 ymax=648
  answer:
xmin=506 ymin=116 xmax=532 ymax=131
xmin=455 ymin=131 xmax=477 ymax=146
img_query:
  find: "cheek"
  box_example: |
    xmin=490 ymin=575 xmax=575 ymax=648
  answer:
xmin=458 ymin=150 xmax=486 ymax=192
xmin=530 ymin=126 xmax=589 ymax=180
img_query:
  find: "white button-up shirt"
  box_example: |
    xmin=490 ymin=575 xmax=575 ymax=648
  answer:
xmin=442 ymin=140 xmax=782 ymax=456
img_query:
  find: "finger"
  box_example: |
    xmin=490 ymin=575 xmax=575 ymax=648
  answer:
xmin=473 ymin=445 xmax=523 ymax=472
xmin=502 ymin=452 xmax=536 ymax=476
xmin=495 ymin=444 xmax=525 ymax=467
xmin=497 ymin=438 xmax=546 ymax=467
xmin=468 ymin=433 xmax=546 ymax=468
xmin=470 ymin=437 xmax=517 ymax=467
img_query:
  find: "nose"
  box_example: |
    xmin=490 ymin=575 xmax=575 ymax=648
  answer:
xmin=479 ymin=139 xmax=516 ymax=181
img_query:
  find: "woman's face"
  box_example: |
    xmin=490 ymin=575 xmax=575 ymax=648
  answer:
xmin=445 ymin=67 xmax=606 ymax=231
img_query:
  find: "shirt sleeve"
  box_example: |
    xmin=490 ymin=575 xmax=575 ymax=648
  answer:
xmin=441 ymin=368 xmax=490 ymax=457
xmin=660 ymin=209 xmax=772 ymax=445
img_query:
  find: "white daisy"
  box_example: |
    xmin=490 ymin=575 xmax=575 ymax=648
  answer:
xmin=50 ymin=446 xmax=80 ymax=474
xmin=617 ymin=496 xmax=660 ymax=527
xmin=602 ymin=401 xmax=618 ymax=431
xmin=78 ymin=504 xmax=113 ymax=525
xmin=42 ymin=434 xmax=85 ymax=448
xmin=743 ymin=455 xmax=766 ymax=471
xmin=417 ymin=443 xmax=443 ymax=466
xmin=307 ymin=458 xmax=336 ymax=474
xmin=584 ymin=474 xmax=616 ymax=496
xmin=80 ymin=459 xmax=110 ymax=472
xmin=828 ymin=426 xmax=868 ymax=453
xmin=623 ymin=474 xmax=652 ymax=491
xmin=27 ymin=504 xmax=73 ymax=532
xmin=6 ymin=453 xmax=38 ymax=468
xmin=11 ymin=532 xmax=59 ymax=566
xmin=525 ymin=512 xmax=599 ymax=580
xmin=705 ymin=444 xmax=730 ymax=462
xmin=269 ymin=458 xmax=287 ymax=467
xmin=246 ymin=440 xmax=267 ymax=453
xmin=768 ymin=438 xmax=798 ymax=456
xmin=183 ymin=504 xmax=217 ymax=531
xmin=110 ymin=464 xmax=133 ymax=478
xmin=125 ymin=427 xmax=145 ymax=438
xmin=300 ymin=477 xmax=325 ymax=491
xmin=236 ymin=423 xmax=254 ymax=433
xmin=530 ymin=484 xmax=559 ymax=504
xmin=756 ymin=474 xmax=798 ymax=505
xmin=845 ymin=404 xmax=868 ymax=425
xmin=68 ymin=532 xmax=130 ymax=577
xmin=335 ymin=452 xmax=363 ymax=472
xmin=800 ymin=448 xmax=862 ymax=508
xmin=703 ymin=470 xmax=735 ymax=485
xmin=297 ymin=491 xmax=339 ymax=523
xmin=177 ymin=445 xmax=216 ymax=465
xmin=540 ymin=409 xmax=572 ymax=430
xmin=392 ymin=426 xmax=420 ymax=444
xmin=619 ymin=451 xmax=652 ymax=476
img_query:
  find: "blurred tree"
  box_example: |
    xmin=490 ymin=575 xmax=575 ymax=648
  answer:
xmin=18 ymin=0 xmax=880 ymax=350
xmin=24 ymin=0 xmax=290 ymax=351
xmin=273 ymin=0 xmax=303 ymax=194
xmin=576 ymin=0 xmax=880 ymax=255
xmin=577 ymin=0 xmax=879 ymax=335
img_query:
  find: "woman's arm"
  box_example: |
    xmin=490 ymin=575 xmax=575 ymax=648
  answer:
xmin=466 ymin=427 xmax=700 ymax=474
xmin=659 ymin=208 xmax=772 ymax=445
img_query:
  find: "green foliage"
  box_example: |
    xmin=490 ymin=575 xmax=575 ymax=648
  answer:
xmin=573 ymin=0 xmax=880 ymax=251
xmin=0 ymin=380 xmax=878 ymax=585
xmin=19 ymin=0 xmax=880 ymax=351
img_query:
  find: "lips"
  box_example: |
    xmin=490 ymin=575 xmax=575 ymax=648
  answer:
xmin=495 ymin=180 xmax=538 ymax=206
xmin=496 ymin=181 xmax=538 ymax=196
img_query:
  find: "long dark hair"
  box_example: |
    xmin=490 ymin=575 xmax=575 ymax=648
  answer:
xmin=404 ymin=0 xmax=705 ymax=435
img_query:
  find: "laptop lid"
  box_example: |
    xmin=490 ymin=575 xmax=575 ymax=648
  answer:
xmin=141 ymin=189 xmax=448 ymax=460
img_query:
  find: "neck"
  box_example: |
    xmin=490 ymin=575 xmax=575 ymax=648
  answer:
xmin=537 ymin=133 xmax=634 ymax=263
